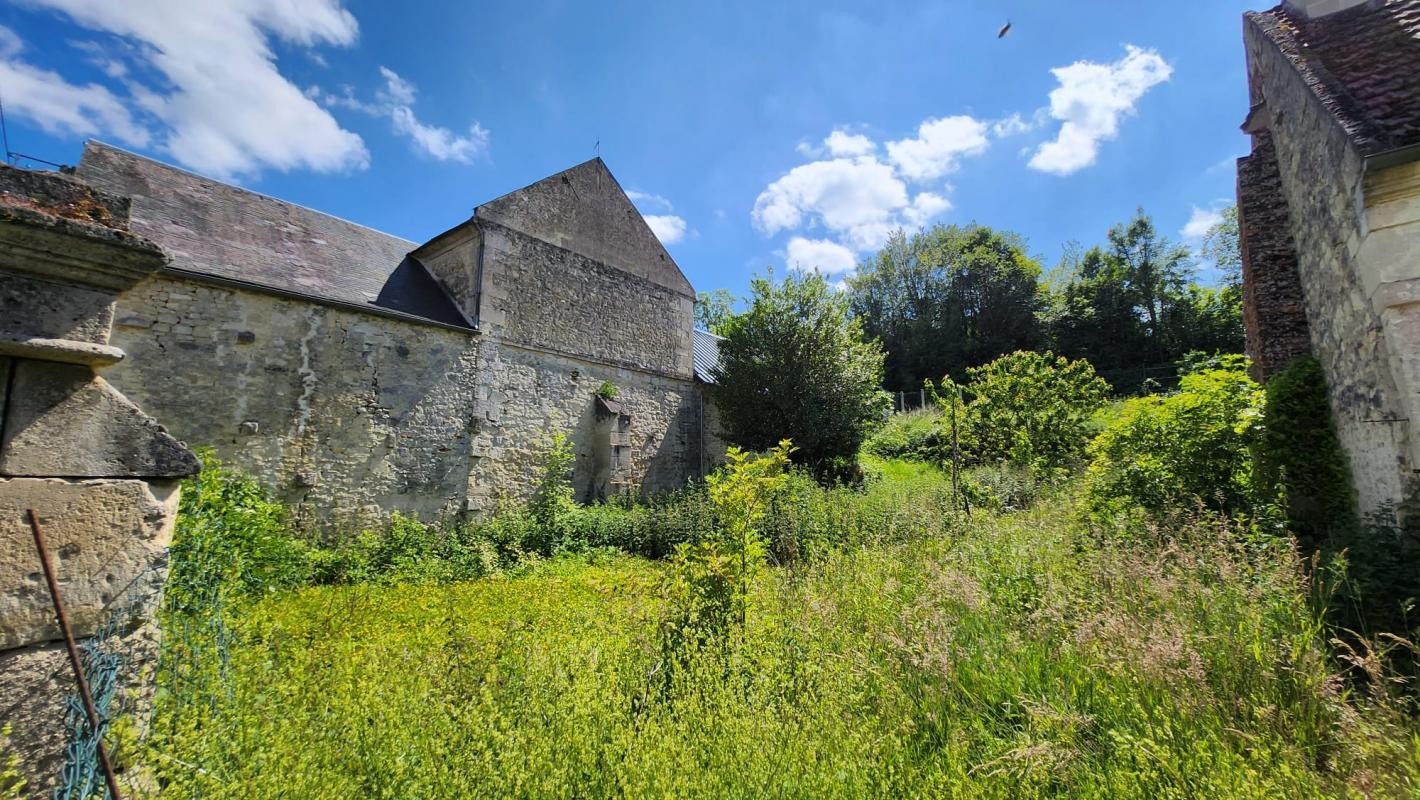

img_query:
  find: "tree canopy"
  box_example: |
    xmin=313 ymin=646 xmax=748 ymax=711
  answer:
xmin=846 ymin=224 xmax=1044 ymax=389
xmin=711 ymin=271 xmax=889 ymax=477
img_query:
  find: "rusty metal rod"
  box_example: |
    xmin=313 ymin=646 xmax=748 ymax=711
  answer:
xmin=27 ymin=508 xmax=124 ymax=800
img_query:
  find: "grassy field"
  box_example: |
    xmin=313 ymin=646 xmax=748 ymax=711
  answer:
xmin=142 ymin=461 xmax=1420 ymax=799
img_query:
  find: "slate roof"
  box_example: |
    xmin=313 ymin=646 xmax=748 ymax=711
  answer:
xmin=692 ymin=328 xmax=723 ymax=384
xmin=1249 ymin=0 xmax=1420 ymax=155
xmin=74 ymin=141 xmax=470 ymax=328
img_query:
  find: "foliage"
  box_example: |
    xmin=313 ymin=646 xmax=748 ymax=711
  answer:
xmin=1084 ymin=363 xmax=1265 ymax=524
xmin=661 ymin=443 xmax=793 ymax=659
xmin=167 ymin=449 xmax=312 ymax=603
xmin=960 ymin=351 xmax=1109 ymax=473
xmin=848 ymin=224 xmax=1044 ymax=389
xmin=595 ymin=380 xmax=619 ymax=400
xmin=1200 ymin=204 xmax=1242 ymax=288
xmin=1043 ymin=209 xmax=1244 ymax=383
xmin=695 ymin=288 xmax=739 ymax=334
xmin=1255 ymin=357 xmax=1356 ymax=554
xmin=528 ymin=433 xmax=579 ymax=554
xmin=148 ymin=492 xmax=1420 ymax=798
xmin=712 ymin=270 xmax=891 ymax=476
xmin=0 ymin=727 xmax=24 ymax=800
xmin=862 ymin=408 xmax=945 ymax=462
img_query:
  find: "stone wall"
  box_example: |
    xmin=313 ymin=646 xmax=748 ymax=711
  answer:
xmin=467 ymin=340 xmax=701 ymax=510
xmin=105 ymin=275 xmax=484 ymax=526
xmin=1236 ymin=133 xmax=1313 ymax=379
xmin=477 ymin=219 xmax=694 ymax=378
xmin=1244 ymin=18 xmax=1417 ymax=515
xmin=104 ymin=262 xmax=706 ymax=522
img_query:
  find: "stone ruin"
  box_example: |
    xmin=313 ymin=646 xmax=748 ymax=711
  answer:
xmin=0 ymin=163 xmax=199 ymax=794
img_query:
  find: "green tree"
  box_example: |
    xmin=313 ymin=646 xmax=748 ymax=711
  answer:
xmin=847 ymin=224 xmax=1043 ymax=389
xmin=712 ymin=270 xmax=890 ymax=477
xmin=1046 ymin=209 xmax=1243 ymax=382
xmin=1200 ymin=204 xmax=1242 ymax=289
xmin=695 ymin=289 xmax=738 ymax=334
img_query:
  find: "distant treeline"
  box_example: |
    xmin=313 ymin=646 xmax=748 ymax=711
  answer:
xmin=699 ymin=206 xmax=1243 ymax=393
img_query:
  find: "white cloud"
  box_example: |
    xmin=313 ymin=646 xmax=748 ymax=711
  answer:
xmin=0 ymin=25 xmax=148 ymax=146
xmin=753 ymin=156 xmax=913 ymax=252
xmin=786 ymin=236 xmax=859 ymax=276
xmin=643 ymin=214 xmax=688 ymax=245
xmin=318 ymin=66 xmax=488 ymax=164
xmin=824 ymin=130 xmax=876 ymax=157
xmin=1029 ymin=45 xmax=1172 ymax=176
xmin=991 ymin=112 xmax=1037 ymax=137
xmin=1181 ymin=206 xmax=1223 ymax=239
xmin=626 ymin=190 xmax=673 ymax=212
xmin=886 ymin=115 xmax=989 ymax=182
xmin=627 ymin=189 xmax=690 ymax=245
xmin=23 ymin=0 xmax=368 ymax=180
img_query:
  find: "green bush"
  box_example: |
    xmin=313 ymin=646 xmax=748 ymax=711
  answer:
xmin=863 ymin=408 xmax=946 ymax=462
xmin=961 ymin=351 xmax=1109 ymax=473
xmin=167 ymin=449 xmax=311 ymax=605
xmin=1084 ymin=363 xmax=1264 ymax=524
xmin=1255 ymin=356 xmax=1355 ymax=553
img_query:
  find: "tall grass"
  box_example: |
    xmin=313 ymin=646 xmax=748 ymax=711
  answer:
xmin=142 ymin=460 xmax=1420 ymax=798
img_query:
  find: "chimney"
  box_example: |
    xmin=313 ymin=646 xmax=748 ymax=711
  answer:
xmin=1283 ymin=0 xmax=1370 ymax=18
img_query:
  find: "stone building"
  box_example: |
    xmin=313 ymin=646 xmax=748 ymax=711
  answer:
xmin=1238 ymin=0 xmax=1420 ymax=517
xmin=60 ymin=141 xmax=723 ymax=527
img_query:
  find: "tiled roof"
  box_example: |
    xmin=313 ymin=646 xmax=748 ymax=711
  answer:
xmin=692 ymin=328 xmax=723 ymax=383
xmin=1249 ymin=0 xmax=1420 ymax=155
xmin=75 ymin=141 xmax=471 ymax=328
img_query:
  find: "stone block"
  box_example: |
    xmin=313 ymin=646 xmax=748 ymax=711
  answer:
xmin=0 ymin=477 xmax=178 ymax=650
xmin=0 ymin=271 xmax=117 ymax=345
xmin=0 ymin=361 xmax=200 ymax=478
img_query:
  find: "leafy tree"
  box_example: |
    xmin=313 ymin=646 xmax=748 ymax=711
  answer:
xmin=1104 ymin=209 xmax=1194 ymax=360
xmin=959 ymin=351 xmax=1109 ymax=472
xmin=847 ymin=224 xmax=1043 ymax=389
xmin=1200 ymin=204 xmax=1242 ymax=289
xmin=1046 ymin=209 xmax=1243 ymax=381
xmin=695 ymin=289 xmax=738 ymax=334
xmin=712 ymin=271 xmax=890 ymax=476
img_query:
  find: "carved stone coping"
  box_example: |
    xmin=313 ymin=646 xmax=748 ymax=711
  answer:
xmin=0 ymin=337 xmax=124 ymax=367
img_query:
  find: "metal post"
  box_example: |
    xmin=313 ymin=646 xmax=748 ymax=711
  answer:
xmin=27 ymin=509 xmax=124 ymax=800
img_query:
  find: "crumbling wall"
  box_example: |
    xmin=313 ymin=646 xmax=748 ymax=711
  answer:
xmin=105 ymin=275 xmax=484 ymax=527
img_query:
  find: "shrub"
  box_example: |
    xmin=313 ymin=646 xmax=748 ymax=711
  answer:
xmin=1255 ymin=356 xmax=1355 ymax=554
xmin=960 ymin=463 xmax=1040 ymax=513
xmin=1084 ymin=363 xmax=1264 ymax=523
xmin=962 ymin=351 xmax=1109 ymax=473
xmin=528 ymin=433 xmax=579 ymax=554
xmin=863 ymin=408 xmax=946 ymax=462
xmin=595 ymin=381 xmax=619 ymax=400
xmin=168 ymin=449 xmax=311 ymax=605
xmin=662 ymin=442 xmax=793 ymax=658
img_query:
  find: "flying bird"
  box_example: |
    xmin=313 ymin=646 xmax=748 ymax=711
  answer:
xmin=998 ymin=20 xmax=1012 ymax=38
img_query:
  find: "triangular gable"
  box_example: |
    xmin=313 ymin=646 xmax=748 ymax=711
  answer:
xmin=475 ymin=158 xmax=693 ymax=297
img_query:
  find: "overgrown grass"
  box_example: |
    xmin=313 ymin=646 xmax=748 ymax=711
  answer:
xmin=142 ymin=458 xmax=1420 ymax=798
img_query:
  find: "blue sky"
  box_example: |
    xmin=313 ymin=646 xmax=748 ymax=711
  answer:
xmin=0 ymin=0 xmax=1256 ymax=297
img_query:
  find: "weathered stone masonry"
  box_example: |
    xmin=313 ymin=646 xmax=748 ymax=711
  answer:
xmin=0 ymin=163 xmax=199 ymax=794
xmin=1239 ymin=0 xmax=1420 ymax=518
xmin=70 ymin=141 xmax=719 ymax=526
